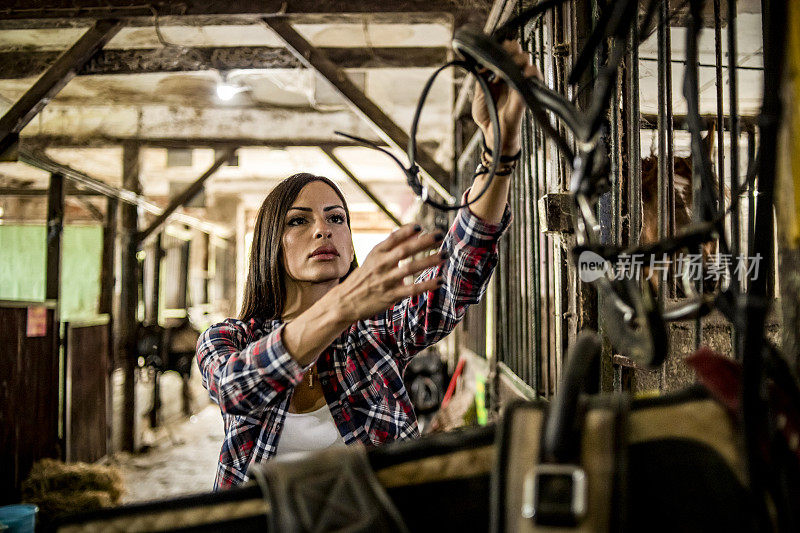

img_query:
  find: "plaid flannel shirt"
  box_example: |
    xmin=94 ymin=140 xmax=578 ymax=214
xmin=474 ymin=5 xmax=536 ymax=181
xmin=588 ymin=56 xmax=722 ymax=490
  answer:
xmin=196 ymin=197 xmax=511 ymax=490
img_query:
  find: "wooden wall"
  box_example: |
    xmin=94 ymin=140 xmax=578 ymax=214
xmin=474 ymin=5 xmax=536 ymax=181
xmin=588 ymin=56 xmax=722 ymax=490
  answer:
xmin=0 ymin=304 xmax=60 ymax=504
xmin=66 ymin=322 xmax=109 ymax=463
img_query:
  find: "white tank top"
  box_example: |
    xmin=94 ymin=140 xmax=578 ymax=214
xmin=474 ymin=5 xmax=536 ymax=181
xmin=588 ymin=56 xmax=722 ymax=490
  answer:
xmin=274 ymin=403 xmax=347 ymax=458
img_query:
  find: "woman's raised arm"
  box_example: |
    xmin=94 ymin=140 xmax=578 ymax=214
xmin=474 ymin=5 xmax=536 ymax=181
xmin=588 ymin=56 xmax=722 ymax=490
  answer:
xmin=281 ymin=224 xmax=446 ymax=366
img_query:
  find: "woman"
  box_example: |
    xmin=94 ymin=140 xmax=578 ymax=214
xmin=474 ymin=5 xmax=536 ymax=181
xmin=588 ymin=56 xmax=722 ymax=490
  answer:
xmin=197 ymin=41 xmax=538 ymax=490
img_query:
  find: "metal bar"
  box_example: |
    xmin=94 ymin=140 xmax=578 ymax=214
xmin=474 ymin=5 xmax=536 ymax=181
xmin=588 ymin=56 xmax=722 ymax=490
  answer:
xmin=740 ymin=1 xmax=785 ymax=525
xmin=137 ymin=149 xmax=234 ymax=243
xmin=746 ymin=126 xmax=757 ymax=287
xmin=264 ymin=18 xmax=452 ymax=201
xmin=45 ymin=172 xmax=65 ymax=301
xmin=321 ymin=147 xmax=402 ymax=227
xmin=728 ymin=0 xmax=742 ymax=294
xmin=685 ymin=0 xmax=704 ymax=350
xmin=118 ymin=141 xmax=139 ymax=453
xmin=713 ymin=0 xmax=726 ymax=233
xmin=627 ymin=15 xmax=642 ymax=247
xmin=17 ymin=148 xmax=229 ymax=237
xmin=610 ymin=72 xmax=623 ymax=246
xmin=656 ymin=0 xmax=675 ymax=300
xmin=0 ymin=19 xmax=122 ymax=155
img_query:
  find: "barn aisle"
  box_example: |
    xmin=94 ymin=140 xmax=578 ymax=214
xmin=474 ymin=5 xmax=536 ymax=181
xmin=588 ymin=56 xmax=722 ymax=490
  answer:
xmin=112 ymin=404 xmax=223 ymax=504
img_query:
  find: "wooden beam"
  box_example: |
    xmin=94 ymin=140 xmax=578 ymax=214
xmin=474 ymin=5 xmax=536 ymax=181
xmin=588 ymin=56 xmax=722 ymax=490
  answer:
xmin=143 ymin=233 xmax=162 ymax=326
xmin=19 ymin=106 xmax=386 ymax=145
xmin=0 ymin=47 xmax=448 ymax=79
xmin=0 ymin=187 xmax=102 ymax=196
xmin=70 ymin=196 xmax=104 ymax=221
xmin=137 ymin=148 xmax=235 ymax=244
xmin=264 ymin=18 xmax=453 ymax=202
xmin=98 ymin=197 xmax=117 ymax=315
xmin=0 ymin=19 xmax=122 ymax=156
xmin=45 ymin=172 xmax=65 ymax=301
xmin=118 ymin=141 xmax=139 ymax=453
xmin=21 ymin=135 xmax=399 ymax=151
xmin=321 ymin=147 xmax=402 ymax=227
xmin=18 ymin=147 xmax=230 ymax=237
xmin=0 ymin=1 xmax=473 ymax=27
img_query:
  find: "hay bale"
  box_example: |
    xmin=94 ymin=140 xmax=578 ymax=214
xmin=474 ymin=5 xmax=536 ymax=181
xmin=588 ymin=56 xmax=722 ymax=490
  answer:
xmin=25 ymin=490 xmax=114 ymax=520
xmin=20 ymin=458 xmax=125 ymax=528
xmin=21 ymin=458 xmax=124 ymax=503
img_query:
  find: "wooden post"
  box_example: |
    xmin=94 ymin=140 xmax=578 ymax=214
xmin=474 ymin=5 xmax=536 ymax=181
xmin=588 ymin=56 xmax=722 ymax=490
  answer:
xmin=99 ymin=197 xmax=117 ymax=454
xmin=45 ymin=172 xmax=65 ymax=301
xmin=117 ymin=142 xmax=140 ymax=452
xmin=144 ymin=233 xmax=162 ymax=326
xmin=45 ymin=171 xmax=65 ymax=457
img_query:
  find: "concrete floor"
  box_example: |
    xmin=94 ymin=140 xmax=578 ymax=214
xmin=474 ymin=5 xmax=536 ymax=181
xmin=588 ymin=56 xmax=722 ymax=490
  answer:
xmin=111 ymin=402 xmax=224 ymax=504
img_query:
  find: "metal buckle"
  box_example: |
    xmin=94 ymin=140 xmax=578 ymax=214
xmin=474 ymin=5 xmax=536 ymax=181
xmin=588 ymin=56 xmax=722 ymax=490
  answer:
xmin=522 ymin=464 xmax=587 ymax=527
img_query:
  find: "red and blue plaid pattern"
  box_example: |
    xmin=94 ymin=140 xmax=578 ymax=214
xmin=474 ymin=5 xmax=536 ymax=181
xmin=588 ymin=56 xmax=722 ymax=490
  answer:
xmin=196 ymin=200 xmax=511 ymax=490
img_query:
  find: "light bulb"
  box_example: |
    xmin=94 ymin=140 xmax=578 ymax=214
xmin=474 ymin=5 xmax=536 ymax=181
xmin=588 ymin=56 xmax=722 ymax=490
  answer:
xmin=216 ymin=82 xmax=239 ymax=101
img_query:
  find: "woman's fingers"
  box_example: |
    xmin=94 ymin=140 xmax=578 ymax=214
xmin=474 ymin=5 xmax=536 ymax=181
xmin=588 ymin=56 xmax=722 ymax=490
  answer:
xmin=374 ymin=223 xmax=422 ymax=253
xmin=385 ymin=230 xmax=445 ymax=265
xmin=386 ymin=249 xmax=447 ymax=283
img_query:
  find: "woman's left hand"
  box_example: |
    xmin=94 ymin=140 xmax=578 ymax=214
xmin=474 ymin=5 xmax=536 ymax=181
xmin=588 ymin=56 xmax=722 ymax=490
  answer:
xmin=471 ymin=40 xmax=541 ymax=156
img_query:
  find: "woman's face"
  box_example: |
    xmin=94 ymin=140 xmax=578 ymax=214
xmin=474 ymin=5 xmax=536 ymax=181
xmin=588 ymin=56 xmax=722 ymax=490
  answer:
xmin=280 ymin=181 xmax=355 ymax=284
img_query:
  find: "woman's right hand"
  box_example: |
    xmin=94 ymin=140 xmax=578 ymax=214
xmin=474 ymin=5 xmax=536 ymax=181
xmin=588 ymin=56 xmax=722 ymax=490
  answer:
xmin=328 ymin=223 xmax=448 ymax=324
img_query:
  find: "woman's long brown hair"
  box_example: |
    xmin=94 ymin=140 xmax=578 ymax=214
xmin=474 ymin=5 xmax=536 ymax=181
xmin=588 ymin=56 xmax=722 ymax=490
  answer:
xmin=239 ymin=173 xmax=358 ymax=322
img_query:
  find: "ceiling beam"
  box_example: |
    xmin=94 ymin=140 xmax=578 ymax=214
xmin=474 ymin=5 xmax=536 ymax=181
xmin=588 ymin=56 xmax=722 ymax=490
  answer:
xmin=0 ymin=186 xmax=102 ymax=196
xmin=0 ymin=18 xmax=123 ymax=156
xmin=21 ymin=105 xmax=389 ymax=144
xmin=0 ymin=1 xmax=479 ymax=28
xmin=17 ymin=148 xmax=231 ymax=237
xmin=264 ymin=17 xmax=453 ymax=202
xmin=0 ymin=47 xmax=449 ymax=79
xmin=20 ymin=135 xmax=441 ymax=153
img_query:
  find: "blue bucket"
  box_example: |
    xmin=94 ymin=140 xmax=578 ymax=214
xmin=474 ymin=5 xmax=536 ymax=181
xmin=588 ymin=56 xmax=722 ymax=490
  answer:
xmin=0 ymin=505 xmax=38 ymax=533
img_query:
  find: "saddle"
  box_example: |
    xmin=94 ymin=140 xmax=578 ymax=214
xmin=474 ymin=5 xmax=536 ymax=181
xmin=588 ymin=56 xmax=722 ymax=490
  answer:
xmin=491 ymin=331 xmax=800 ymax=533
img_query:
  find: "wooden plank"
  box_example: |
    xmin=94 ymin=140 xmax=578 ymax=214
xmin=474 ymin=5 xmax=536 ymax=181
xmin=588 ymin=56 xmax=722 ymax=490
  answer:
xmin=0 ymin=47 xmax=448 ymax=79
xmin=22 ymin=135 xmax=413 ymax=151
xmin=0 ymin=1 xmax=472 ymax=25
xmin=66 ymin=323 xmax=110 ymax=463
xmin=0 ymin=306 xmax=59 ymax=504
xmin=45 ymin=172 xmax=65 ymax=301
xmin=0 ymin=19 xmax=122 ymax=155
xmin=265 ymin=18 xmax=453 ymax=201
